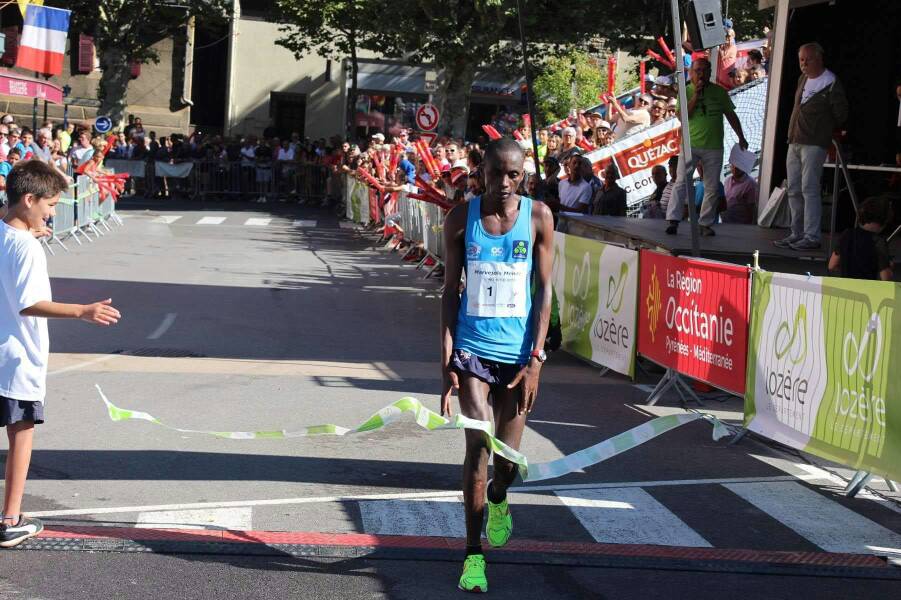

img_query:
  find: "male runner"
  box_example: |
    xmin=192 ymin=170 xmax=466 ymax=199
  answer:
xmin=440 ymin=138 xmax=554 ymax=593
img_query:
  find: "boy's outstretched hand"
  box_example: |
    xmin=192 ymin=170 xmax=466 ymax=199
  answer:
xmin=80 ymin=299 xmax=120 ymax=326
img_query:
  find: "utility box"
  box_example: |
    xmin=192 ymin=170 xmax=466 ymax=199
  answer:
xmin=685 ymin=0 xmax=726 ymax=50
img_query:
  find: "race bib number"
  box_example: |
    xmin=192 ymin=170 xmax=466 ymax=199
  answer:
xmin=466 ymin=261 xmax=529 ymax=318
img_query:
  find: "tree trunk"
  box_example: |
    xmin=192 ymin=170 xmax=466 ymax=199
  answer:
xmin=434 ymin=56 xmax=476 ymax=139
xmin=97 ymin=46 xmax=132 ymax=130
xmin=348 ymin=38 xmax=359 ymax=140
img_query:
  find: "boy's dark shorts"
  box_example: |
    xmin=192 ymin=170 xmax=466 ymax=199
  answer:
xmin=451 ymin=349 xmax=524 ymax=388
xmin=0 ymin=395 xmax=44 ymax=426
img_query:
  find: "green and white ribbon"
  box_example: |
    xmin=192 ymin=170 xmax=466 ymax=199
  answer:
xmin=96 ymin=385 xmax=730 ymax=483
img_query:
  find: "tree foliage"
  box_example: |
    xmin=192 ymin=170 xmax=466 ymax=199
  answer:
xmin=66 ymin=0 xmax=231 ymax=126
xmin=533 ymin=51 xmax=604 ymax=124
xmin=275 ymin=0 xmax=392 ymax=137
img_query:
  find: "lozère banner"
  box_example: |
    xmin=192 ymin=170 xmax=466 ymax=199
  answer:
xmin=745 ymin=272 xmax=900 ymax=482
xmin=553 ymin=232 xmax=638 ymax=377
xmin=582 ymin=119 xmax=681 ymax=206
xmin=637 ymin=250 xmax=750 ymax=394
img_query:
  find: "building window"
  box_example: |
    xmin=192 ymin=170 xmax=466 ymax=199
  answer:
xmin=354 ymin=93 xmax=428 ymax=140
xmin=270 ymin=92 xmax=306 ymax=138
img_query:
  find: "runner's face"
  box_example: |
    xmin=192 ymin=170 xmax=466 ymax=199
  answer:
xmin=483 ymin=150 xmax=524 ymax=202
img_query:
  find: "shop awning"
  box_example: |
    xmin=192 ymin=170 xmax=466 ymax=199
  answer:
xmin=0 ymin=70 xmax=63 ymax=104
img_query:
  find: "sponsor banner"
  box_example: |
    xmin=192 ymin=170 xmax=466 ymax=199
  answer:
xmin=637 ymin=250 xmax=750 ymax=394
xmin=581 ymin=119 xmax=681 ymax=206
xmin=553 ymin=232 xmax=638 ymax=377
xmin=745 ymin=272 xmax=900 ymax=482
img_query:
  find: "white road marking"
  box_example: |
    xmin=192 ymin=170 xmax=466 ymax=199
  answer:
xmin=147 ymin=313 xmax=177 ymax=340
xmin=46 ymin=354 xmax=120 ymax=377
xmin=724 ymin=481 xmax=901 ymax=556
xmin=136 ymin=507 xmax=252 ymax=531
xmin=338 ymin=222 xmax=357 ymax=229
xmin=359 ymin=497 xmax=465 ymax=538
xmin=27 ymin=476 xmax=798 ymax=519
xmin=556 ymin=487 xmax=712 ymax=547
xmin=245 ymin=217 xmax=272 ymax=226
xmin=749 ymin=454 xmax=901 ymax=513
xmin=152 ymin=215 xmax=182 ymax=224
xmin=633 ymin=384 xmax=656 ymax=393
xmin=293 ymin=219 xmax=317 ymax=227
xmin=196 ymin=216 xmax=226 ymax=225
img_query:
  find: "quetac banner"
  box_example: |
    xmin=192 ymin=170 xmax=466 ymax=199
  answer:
xmin=581 ymin=119 xmax=681 ymax=206
xmin=637 ymin=250 xmax=750 ymax=394
xmin=553 ymin=232 xmax=638 ymax=377
xmin=745 ymin=272 xmax=899 ymax=482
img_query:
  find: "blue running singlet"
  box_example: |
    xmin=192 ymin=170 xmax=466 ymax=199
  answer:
xmin=455 ymin=195 xmax=534 ymax=364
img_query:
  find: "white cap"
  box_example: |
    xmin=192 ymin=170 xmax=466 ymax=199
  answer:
xmin=729 ymin=144 xmax=756 ymax=175
xmin=596 ymin=120 xmax=612 ymax=130
xmin=371 ymin=132 xmax=385 ymax=141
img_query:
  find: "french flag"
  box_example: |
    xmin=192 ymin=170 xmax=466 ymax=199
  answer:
xmin=15 ymin=5 xmax=71 ymax=76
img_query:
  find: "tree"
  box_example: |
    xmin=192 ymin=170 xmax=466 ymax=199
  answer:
xmin=67 ymin=0 xmax=231 ymax=128
xmin=532 ymin=51 xmax=604 ymax=124
xmin=275 ymin=0 xmax=390 ymax=139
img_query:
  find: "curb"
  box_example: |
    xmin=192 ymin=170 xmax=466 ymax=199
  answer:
xmin=14 ymin=526 xmax=901 ymax=580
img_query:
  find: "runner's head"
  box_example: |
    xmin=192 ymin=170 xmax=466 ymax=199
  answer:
xmin=483 ymin=138 xmax=525 ymax=202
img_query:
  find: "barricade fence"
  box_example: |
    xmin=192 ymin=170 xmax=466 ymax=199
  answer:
xmin=550 ymin=231 xmax=899 ymax=487
xmin=105 ymin=159 xmax=331 ymax=202
xmin=46 ymin=174 xmax=123 ymax=254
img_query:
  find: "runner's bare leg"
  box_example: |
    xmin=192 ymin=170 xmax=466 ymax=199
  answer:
xmin=490 ymin=384 xmax=528 ymax=499
xmin=458 ymin=373 xmax=493 ymax=549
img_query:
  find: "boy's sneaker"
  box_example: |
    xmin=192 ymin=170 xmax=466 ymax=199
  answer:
xmin=0 ymin=516 xmax=43 ymax=548
xmin=486 ymin=486 xmax=512 ymax=548
xmin=773 ymin=233 xmax=802 ymax=248
xmin=458 ymin=554 xmax=487 ymax=593
xmin=699 ymin=225 xmax=716 ymax=237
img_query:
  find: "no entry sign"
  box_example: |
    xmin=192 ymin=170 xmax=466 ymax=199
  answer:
xmin=415 ymin=104 xmax=439 ymax=131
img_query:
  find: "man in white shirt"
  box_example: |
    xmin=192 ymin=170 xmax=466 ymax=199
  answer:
xmin=774 ymin=42 xmax=848 ymax=251
xmin=558 ymin=155 xmax=592 ymax=213
xmin=611 ymin=94 xmax=651 ymax=140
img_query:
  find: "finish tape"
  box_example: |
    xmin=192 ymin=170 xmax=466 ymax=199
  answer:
xmin=96 ymin=385 xmax=730 ymax=483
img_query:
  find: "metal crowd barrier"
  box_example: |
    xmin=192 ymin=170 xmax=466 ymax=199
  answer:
xmin=190 ymin=160 xmax=329 ymax=202
xmin=46 ymin=176 xmax=123 ymax=253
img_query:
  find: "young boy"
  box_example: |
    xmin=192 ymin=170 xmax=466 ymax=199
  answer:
xmin=828 ymin=196 xmax=894 ymax=281
xmin=1 ymin=160 xmax=121 ymax=548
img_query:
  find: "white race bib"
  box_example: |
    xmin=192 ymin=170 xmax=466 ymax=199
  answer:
xmin=466 ymin=261 xmax=529 ymax=318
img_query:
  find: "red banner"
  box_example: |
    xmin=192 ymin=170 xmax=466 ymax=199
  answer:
xmin=637 ymin=250 xmax=750 ymax=394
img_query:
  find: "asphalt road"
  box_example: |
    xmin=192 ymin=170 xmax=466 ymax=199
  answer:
xmin=2 ymin=199 xmax=899 ymax=598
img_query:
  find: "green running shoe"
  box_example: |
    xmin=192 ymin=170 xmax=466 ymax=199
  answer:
xmin=486 ymin=494 xmax=512 ymax=548
xmin=458 ymin=553 xmax=487 ymax=593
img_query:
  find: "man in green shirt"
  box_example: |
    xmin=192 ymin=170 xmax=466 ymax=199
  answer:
xmin=665 ymin=58 xmax=748 ymax=236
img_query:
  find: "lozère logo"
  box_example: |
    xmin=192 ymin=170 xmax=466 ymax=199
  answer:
xmin=843 ymin=313 xmax=882 ymax=382
xmin=645 ymin=264 xmax=662 ymax=342
xmin=774 ymin=304 xmax=807 ymax=364
xmin=596 ymin=259 xmax=632 ymax=349
xmin=606 ymin=261 xmax=629 ymax=314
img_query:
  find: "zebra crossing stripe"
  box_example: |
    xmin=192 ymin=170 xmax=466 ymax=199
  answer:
xmin=555 ymin=487 xmax=712 ymax=547
xmin=245 ymin=218 xmax=272 ymax=226
xmin=196 ymin=216 xmax=227 ymax=225
xmin=359 ymin=498 xmax=466 ymax=538
xmin=293 ymin=220 xmax=317 ymax=227
xmin=724 ymin=481 xmax=901 ymax=556
xmin=152 ymin=215 xmax=182 ymax=224
xmin=136 ymin=507 xmax=252 ymax=531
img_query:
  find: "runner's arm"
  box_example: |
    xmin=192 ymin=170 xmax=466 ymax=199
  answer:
xmin=529 ymin=202 xmax=555 ymax=356
xmin=440 ymin=204 xmax=468 ymax=416
xmin=21 ymin=299 xmax=120 ymax=325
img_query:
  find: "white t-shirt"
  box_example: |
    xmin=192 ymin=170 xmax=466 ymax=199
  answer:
xmin=277 ymin=147 xmax=295 ymax=161
xmin=559 ymin=179 xmax=593 ymax=209
xmin=801 ymin=69 xmax=836 ymax=104
xmin=0 ymin=222 xmax=52 ymax=402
